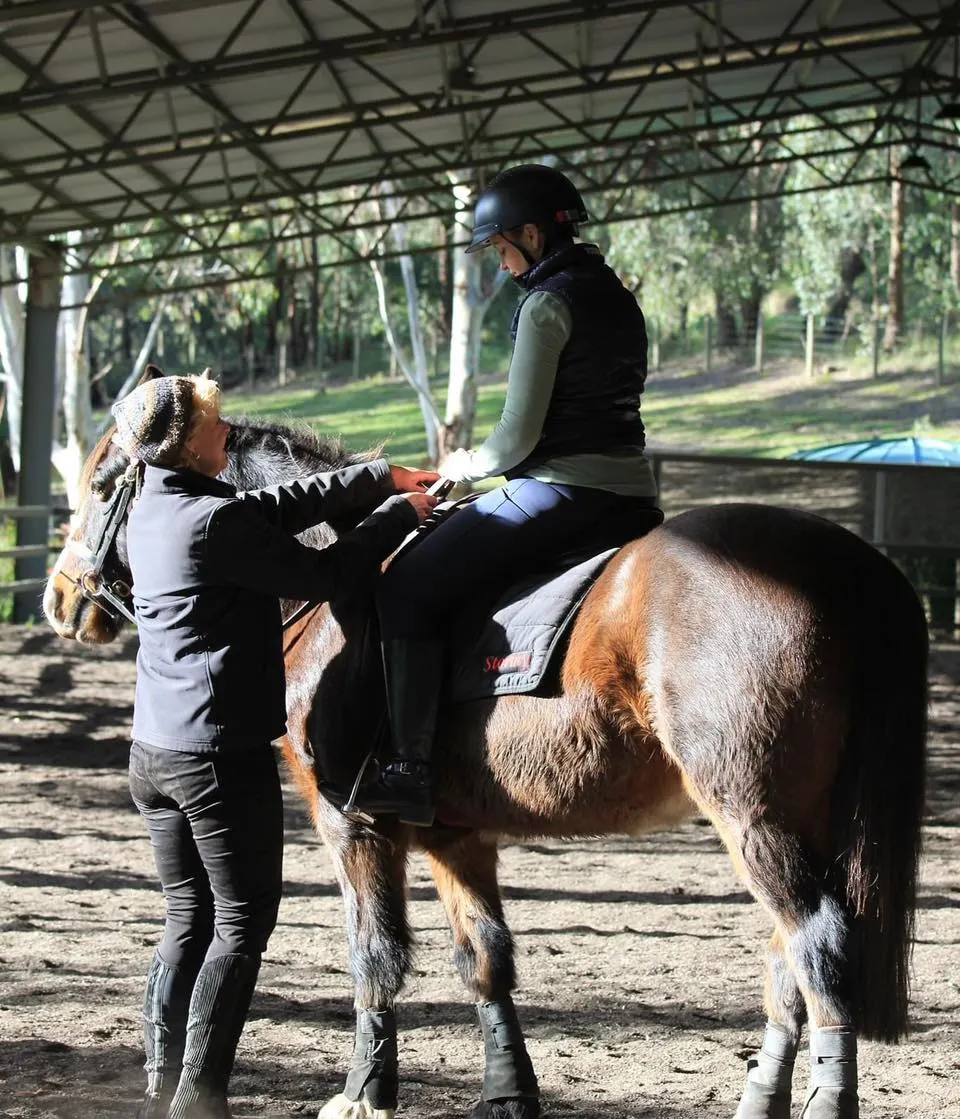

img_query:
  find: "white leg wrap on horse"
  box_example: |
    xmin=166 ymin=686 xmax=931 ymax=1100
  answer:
xmin=734 ymin=1022 xmax=797 ymax=1119
xmin=799 ymin=1027 xmax=859 ymax=1119
xmin=317 ymin=1093 xmax=394 ymax=1119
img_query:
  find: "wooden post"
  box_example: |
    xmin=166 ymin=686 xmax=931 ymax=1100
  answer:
xmin=651 ymin=318 xmax=661 ymax=372
xmin=704 ymin=315 xmax=713 ymax=374
xmin=277 ymin=336 xmax=288 ymax=386
xmin=803 ymin=313 xmax=815 ymax=377
xmin=872 ymin=319 xmax=881 ymax=378
xmin=352 ymin=318 xmax=361 ymax=380
xmin=245 ymin=343 xmax=256 ymax=392
xmin=754 ymin=309 xmax=764 ymax=375
xmin=872 ymin=471 xmax=887 ymax=550
xmin=938 ymin=312 xmax=948 ymax=386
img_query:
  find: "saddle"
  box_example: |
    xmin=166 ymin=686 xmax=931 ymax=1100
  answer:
xmin=394 ymin=493 xmax=659 ymax=703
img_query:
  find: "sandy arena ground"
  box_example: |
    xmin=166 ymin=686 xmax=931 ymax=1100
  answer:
xmin=0 ymin=621 xmax=957 ymax=1119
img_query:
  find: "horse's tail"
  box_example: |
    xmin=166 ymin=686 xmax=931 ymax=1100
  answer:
xmin=833 ymin=558 xmax=928 ymax=1042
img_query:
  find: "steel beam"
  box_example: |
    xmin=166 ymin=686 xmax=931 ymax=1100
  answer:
xmin=14 ymin=247 xmax=62 ymax=623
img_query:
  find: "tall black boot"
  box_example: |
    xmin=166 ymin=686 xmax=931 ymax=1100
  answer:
xmin=166 ymin=953 xmax=260 ymax=1119
xmin=345 ymin=637 xmax=444 ymax=827
xmin=135 ymin=953 xmax=196 ymax=1119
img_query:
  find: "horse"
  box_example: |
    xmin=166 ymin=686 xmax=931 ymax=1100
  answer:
xmin=44 ymin=393 xmax=927 ymax=1119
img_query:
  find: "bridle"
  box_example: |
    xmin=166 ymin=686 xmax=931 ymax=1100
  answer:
xmin=61 ymin=462 xmax=141 ymax=626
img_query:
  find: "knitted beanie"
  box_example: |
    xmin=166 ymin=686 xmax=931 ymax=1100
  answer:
xmin=111 ymin=376 xmax=196 ymax=466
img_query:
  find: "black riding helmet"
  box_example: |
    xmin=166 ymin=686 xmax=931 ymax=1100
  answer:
xmin=465 ymin=164 xmax=589 ymax=254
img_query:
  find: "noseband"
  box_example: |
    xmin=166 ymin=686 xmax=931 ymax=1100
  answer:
xmin=62 ymin=463 xmax=141 ymax=626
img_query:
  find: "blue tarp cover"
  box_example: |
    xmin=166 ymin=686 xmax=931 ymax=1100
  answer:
xmin=790 ymin=437 xmax=960 ymax=466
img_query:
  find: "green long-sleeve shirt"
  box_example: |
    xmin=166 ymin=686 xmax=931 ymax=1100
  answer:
xmin=455 ymin=290 xmax=658 ymax=497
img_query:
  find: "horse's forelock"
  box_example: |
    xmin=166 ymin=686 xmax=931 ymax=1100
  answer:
xmin=84 ymin=428 xmax=126 ymax=499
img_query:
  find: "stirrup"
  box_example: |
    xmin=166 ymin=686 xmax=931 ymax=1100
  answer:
xmin=341 ymin=752 xmax=378 ymax=826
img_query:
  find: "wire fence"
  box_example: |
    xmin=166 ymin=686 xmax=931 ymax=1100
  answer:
xmin=649 ymin=310 xmax=960 ymax=382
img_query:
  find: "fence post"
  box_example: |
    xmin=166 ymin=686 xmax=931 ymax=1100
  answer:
xmin=704 ymin=315 xmax=713 ymax=374
xmin=245 ymin=344 xmax=256 ymax=392
xmin=805 ymin=313 xmax=815 ymax=377
xmin=754 ymin=310 xmax=764 ymax=375
xmin=872 ymin=319 xmax=881 ymax=378
xmin=938 ymin=312 xmax=948 ymax=386
xmin=871 ymin=471 xmax=887 ymax=550
xmin=651 ymin=318 xmax=661 ymax=372
xmin=352 ymin=318 xmax=361 ymax=380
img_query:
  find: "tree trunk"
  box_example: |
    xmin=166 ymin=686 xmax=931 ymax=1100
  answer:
xmin=0 ymin=245 xmax=25 ymax=472
xmin=826 ymin=248 xmax=866 ymax=334
xmin=951 ymin=201 xmax=960 ymax=294
xmin=739 ymin=292 xmax=762 ymax=346
xmin=51 ymin=239 xmax=93 ymax=508
xmin=114 ymin=273 xmax=179 ymax=402
xmin=442 ymin=169 xmax=508 ymax=456
xmin=884 ymin=163 xmax=905 ymax=351
xmin=714 ymin=293 xmax=739 ymax=346
xmin=309 ymin=234 xmax=320 ymax=369
xmin=443 ymin=173 xmax=478 ymax=455
xmin=379 ymin=187 xmax=440 ymax=462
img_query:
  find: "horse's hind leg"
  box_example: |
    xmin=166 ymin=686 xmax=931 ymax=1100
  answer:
xmin=734 ymin=930 xmax=805 ymax=1119
xmin=421 ymin=829 xmax=540 ymax=1119
xmin=317 ymin=812 xmax=414 ymax=1119
xmin=724 ymin=819 xmax=860 ymax=1119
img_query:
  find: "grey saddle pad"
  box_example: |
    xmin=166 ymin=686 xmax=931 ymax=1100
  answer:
xmin=445 ymin=547 xmax=619 ymax=703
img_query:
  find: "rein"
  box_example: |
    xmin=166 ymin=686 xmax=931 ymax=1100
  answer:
xmin=280 ymin=477 xmax=458 ymax=634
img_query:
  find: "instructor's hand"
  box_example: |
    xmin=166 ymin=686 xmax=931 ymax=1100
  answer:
xmin=390 ymin=464 xmax=441 ymax=492
xmin=401 ymin=492 xmax=439 ymax=524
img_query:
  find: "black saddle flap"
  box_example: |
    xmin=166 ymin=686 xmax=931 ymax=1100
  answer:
xmin=445 ymin=548 xmax=619 ymax=703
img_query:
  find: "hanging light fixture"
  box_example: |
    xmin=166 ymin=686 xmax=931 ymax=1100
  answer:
xmin=900 ymin=150 xmax=932 ymax=171
xmin=901 ymin=83 xmax=931 ymax=173
xmin=936 ymin=26 xmax=960 ymax=119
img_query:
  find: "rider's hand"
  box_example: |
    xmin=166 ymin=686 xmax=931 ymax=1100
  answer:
xmin=439 ymin=447 xmax=474 ymax=483
xmin=401 ymin=491 xmax=439 ymax=524
xmin=389 ymin=464 xmax=441 ymax=492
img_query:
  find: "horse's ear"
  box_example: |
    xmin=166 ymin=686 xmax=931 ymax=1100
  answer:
xmin=141 ymin=363 xmax=164 ymax=384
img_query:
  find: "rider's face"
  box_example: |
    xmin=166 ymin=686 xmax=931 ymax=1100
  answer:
xmin=490 ymin=224 xmax=544 ymax=276
xmin=185 ymin=414 xmax=230 ymax=477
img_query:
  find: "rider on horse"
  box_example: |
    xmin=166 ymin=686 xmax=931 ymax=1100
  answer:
xmin=350 ymin=163 xmax=663 ymax=828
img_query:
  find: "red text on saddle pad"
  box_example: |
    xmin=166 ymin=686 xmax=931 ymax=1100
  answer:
xmin=485 ymin=651 xmax=533 ymax=674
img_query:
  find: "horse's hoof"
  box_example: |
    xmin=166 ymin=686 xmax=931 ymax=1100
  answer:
xmin=317 ymin=1093 xmax=395 ymax=1119
xmin=798 ymin=1087 xmax=859 ymax=1119
xmin=733 ymin=1079 xmax=792 ymax=1119
xmin=468 ymin=1097 xmax=540 ymax=1119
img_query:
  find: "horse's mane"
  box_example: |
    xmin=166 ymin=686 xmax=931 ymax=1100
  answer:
xmin=222 ymin=416 xmax=382 ymax=548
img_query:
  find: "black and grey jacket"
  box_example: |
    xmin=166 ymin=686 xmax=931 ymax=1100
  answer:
xmin=127 ymin=460 xmax=416 ymax=753
xmin=506 ymin=242 xmax=648 ymax=477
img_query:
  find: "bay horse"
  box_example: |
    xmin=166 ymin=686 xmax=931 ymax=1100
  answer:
xmin=44 ymin=398 xmax=927 ymax=1119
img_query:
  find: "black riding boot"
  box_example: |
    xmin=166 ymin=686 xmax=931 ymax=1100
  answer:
xmin=345 ymin=638 xmax=443 ymax=827
xmin=166 ymin=953 xmax=260 ymax=1119
xmin=135 ymin=953 xmax=196 ymax=1119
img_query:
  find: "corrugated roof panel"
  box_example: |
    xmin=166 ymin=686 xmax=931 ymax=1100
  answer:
xmin=150 ymin=0 xmax=305 ymax=64
xmin=0 ymin=0 xmax=950 ymax=246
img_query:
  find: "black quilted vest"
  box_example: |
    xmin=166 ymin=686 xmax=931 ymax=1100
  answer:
xmin=506 ymin=242 xmax=647 ymax=478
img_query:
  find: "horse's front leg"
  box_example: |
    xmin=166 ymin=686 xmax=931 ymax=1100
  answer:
xmin=316 ymin=804 xmax=413 ymax=1119
xmin=421 ymin=828 xmax=540 ymax=1119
